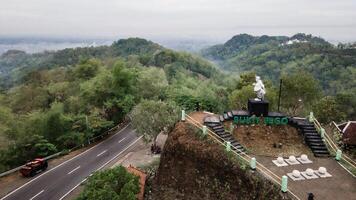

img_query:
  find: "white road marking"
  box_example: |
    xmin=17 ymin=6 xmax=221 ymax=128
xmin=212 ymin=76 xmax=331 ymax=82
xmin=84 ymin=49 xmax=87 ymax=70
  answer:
xmin=58 ymin=178 xmax=87 ymax=200
xmin=58 ymin=136 xmax=143 ymax=200
xmin=0 ymin=123 xmax=131 ymax=200
xmin=118 ymin=137 xmax=126 ymax=143
xmin=96 ymin=150 xmax=107 ymax=157
xmin=29 ymin=190 xmax=44 ymax=200
xmin=98 ymin=136 xmax=143 ymax=171
xmin=67 ymin=166 xmax=80 ymax=175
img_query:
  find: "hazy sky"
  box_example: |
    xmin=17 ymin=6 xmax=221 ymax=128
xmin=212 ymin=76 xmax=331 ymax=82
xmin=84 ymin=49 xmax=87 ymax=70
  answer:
xmin=1 ymin=0 xmax=356 ymax=42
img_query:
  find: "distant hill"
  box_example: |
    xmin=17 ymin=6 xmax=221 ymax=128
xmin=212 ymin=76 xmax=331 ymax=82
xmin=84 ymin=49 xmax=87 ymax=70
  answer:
xmin=0 ymin=38 xmax=218 ymax=89
xmin=202 ymin=34 xmax=288 ymax=60
xmin=201 ymin=33 xmax=356 ymax=95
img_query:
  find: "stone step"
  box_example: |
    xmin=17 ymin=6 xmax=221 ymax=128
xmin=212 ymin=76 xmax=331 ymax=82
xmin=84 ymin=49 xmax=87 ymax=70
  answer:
xmin=235 ymin=149 xmax=245 ymax=153
xmin=217 ymin=131 xmax=229 ymax=135
xmin=232 ymin=144 xmax=243 ymax=149
xmin=303 ymin=132 xmax=319 ymax=136
xmin=234 ymin=148 xmax=244 ymax=152
xmin=302 ymin=129 xmax=318 ymax=133
xmin=230 ymin=139 xmax=239 ymax=144
xmin=299 ymin=125 xmax=315 ymax=129
xmin=314 ymin=153 xmax=330 ymax=157
xmin=304 ymin=131 xmax=318 ymax=135
xmin=304 ymin=132 xmax=320 ymax=136
xmin=212 ymin=125 xmax=224 ymax=130
xmin=305 ymin=135 xmax=322 ymax=139
xmin=306 ymin=138 xmax=323 ymax=143
xmin=234 ymin=145 xmax=244 ymax=150
xmin=309 ymin=142 xmax=326 ymax=146
xmin=310 ymin=145 xmax=328 ymax=150
xmin=217 ymin=132 xmax=230 ymax=138
xmin=220 ymin=135 xmax=231 ymax=140
xmin=313 ymin=150 xmax=330 ymax=156
xmin=224 ymin=136 xmax=234 ymax=141
xmin=302 ymin=127 xmax=317 ymax=130
xmin=214 ymin=130 xmax=223 ymax=134
xmin=207 ymin=123 xmax=221 ymax=128
xmin=214 ymin=128 xmax=225 ymax=133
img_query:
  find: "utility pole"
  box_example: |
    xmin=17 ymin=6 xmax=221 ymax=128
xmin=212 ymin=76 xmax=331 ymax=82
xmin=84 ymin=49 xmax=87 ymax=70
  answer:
xmin=278 ymin=79 xmax=282 ymax=112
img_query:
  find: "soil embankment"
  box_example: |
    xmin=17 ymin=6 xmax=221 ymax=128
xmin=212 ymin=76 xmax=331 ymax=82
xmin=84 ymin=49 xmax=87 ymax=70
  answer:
xmin=146 ymin=122 xmax=290 ymax=200
xmin=232 ymin=124 xmax=313 ymax=157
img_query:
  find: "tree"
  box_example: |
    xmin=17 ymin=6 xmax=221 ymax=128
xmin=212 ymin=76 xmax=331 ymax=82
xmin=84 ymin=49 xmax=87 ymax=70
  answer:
xmin=281 ymin=71 xmax=322 ymax=116
xmin=111 ymin=60 xmax=137 ymax=97
xmin=118 ymin=179 xmax=139 ymax=200
xmin=229 ymin=85 xmax=255 ymax=110
xmin=73 ymin=59 xmax=100 ymax=80
xmin=136 ymin=67 xmax=168 ymax=100
xmin=335 ymin=92 xmax=356 ymax=120
xmin=77 ymin=166 xmax=139 ymax=200
xmin=130 ymin=100 xmax=179 ymax=147
xmin=314 ymin=96 xmax=346 ymax=123
xmin=87 ymin=108 xmax=114 ymax=136
xmin=0 ymin=134 xmax=57 ymax=170
xmin=236 ymin=72 xmax=256 ymax=89
xmin=8 ymin=84 xmax=51 ymax=113
xmin=80 ymin=68 xmax=114 ymax=107
xmin=0 ymin=104 xmax=14 ymax=139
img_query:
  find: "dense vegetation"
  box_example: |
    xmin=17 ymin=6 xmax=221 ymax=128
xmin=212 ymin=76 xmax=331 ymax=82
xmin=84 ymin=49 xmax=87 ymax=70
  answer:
xmin=0 ymin=38 xmax=230 ymax=172
xmin=202 ymin=33 xmax=356 ymax=121
xmin=77 ymin=166 xmax=140 ymax=200
xmin=0 ymin=34 xmax=354 ymax=172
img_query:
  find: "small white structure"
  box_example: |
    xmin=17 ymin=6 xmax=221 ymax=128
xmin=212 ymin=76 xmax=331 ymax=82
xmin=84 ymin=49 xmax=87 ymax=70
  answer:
xmin=301 ymin=168 xmax=318 ymax=179
xmin=253 ymin=76 xmax=266 ymax=101
xmin=287 ymin=170 xmax=305 ymax=181
xmin=314 ymin=167 xmax=332 ymax=178
xmin=297 ymin=154 xmax=312 ymax=164
xmin=272 ymin=156 xmax=288 ymax=167
xmin=285 ymin=155 xmax=300 ymax=165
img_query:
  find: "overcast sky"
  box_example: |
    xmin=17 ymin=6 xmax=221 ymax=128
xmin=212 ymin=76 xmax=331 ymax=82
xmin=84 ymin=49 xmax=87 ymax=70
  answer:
xmin=1 ymin=0 xmax=356 ymax=42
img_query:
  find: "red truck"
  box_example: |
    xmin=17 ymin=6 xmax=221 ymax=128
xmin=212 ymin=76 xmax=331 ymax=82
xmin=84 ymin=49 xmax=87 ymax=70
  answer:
xmin=19 ymin=158 xmax=48 ymax=177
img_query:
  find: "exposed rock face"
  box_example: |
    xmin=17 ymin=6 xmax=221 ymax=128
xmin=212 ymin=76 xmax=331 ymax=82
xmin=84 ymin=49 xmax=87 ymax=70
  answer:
xmin=148 ymin=122 xmax=290 ymax=200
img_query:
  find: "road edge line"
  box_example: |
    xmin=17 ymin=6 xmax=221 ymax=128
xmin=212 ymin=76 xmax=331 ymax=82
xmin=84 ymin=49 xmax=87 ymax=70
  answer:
xmin=0 ymin=123 xmax=131 ymax=200
xmin=58 ymin=135 xmax=143 ymax=200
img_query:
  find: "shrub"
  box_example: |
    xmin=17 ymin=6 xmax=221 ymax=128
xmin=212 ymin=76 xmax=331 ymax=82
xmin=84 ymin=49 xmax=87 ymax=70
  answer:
xmin=77 ymin=166 xmax=140 ymax=200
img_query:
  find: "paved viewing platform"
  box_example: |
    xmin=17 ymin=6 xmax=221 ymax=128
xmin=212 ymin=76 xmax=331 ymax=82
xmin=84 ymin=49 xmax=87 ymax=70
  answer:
xmin=257 ymin=155 xmax=356 ymax=200
xmin=192 ymin=110 xmax=356 ymax=200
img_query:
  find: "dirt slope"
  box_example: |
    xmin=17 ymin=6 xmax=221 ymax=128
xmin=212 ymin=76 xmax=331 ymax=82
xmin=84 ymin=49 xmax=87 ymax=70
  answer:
xmin=146 ymin=122 xmax=291 ymax=200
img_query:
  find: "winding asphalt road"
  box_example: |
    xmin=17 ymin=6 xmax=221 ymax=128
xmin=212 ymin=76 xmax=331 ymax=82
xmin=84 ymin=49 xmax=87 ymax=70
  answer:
xmin=0 ymin=124 xmax=141 ymax=200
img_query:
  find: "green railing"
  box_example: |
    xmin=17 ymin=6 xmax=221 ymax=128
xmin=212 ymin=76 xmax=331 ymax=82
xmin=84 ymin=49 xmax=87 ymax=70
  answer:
xmin=309 ymin=112 xmax=356 ymax=176
xmin=182 ymin=110 xmax=301 ymax=200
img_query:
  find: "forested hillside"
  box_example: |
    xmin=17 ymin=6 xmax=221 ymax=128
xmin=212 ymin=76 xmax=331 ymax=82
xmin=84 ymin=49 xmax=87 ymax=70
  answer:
xmin=202 ymin=33 xmax=356 ymax=122
xmin=0 ymin=38 xmax=228 ymax=172
xmin=0 ymin=35 xmax=354 ymax=173
xmin=202 ymin=33 xmax=356 ymax=95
